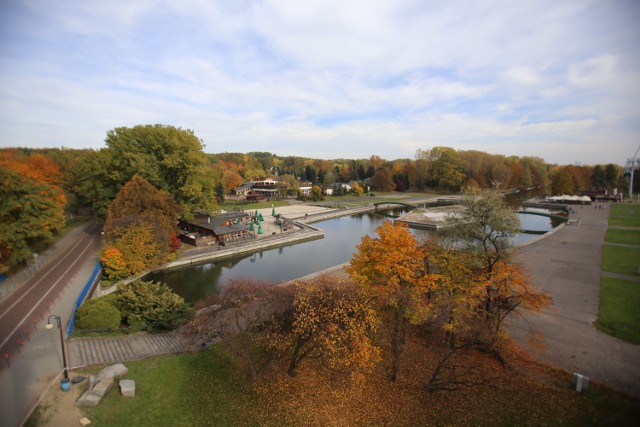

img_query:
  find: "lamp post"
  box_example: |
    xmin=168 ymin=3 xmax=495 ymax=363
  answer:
xmin=46 ymin=315 xmax=70 ymax=391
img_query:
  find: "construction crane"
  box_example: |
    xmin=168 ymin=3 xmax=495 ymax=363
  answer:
xmin=624 ymin=145 xmax=640 ymax=199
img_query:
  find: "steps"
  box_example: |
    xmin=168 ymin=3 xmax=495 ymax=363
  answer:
xmin=67 ymin=332 xmax=188 ymax=367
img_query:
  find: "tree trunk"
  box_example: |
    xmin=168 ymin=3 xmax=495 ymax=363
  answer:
xmin=287 ymin=338 xmax=305 ymax=376
xmin=390 ymin=313 xmax=407 ymax=382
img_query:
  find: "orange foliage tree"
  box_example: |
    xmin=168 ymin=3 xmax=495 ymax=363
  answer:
xmin=285 ymin=276 xmax=380 ymax=377
xmin=102 ymin=175 xmax=179 ymax=278
xmin=0 ymin=152 xmax=67 ymax=273
xmin=100 ymin=246 xmax=128 ymax=281
xmin=347 ymin=221 xmax=437 ymax=381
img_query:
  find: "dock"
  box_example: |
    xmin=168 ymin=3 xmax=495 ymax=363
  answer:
xmin=396 ymin=205 xmax=465 ymax=229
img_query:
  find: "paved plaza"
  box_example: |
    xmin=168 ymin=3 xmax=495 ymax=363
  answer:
xmin=510 ymin=203 xmax=640 ymax=397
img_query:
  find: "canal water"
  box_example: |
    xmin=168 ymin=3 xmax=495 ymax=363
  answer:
xmin=149 ymin=191 xmax=564 ymax=303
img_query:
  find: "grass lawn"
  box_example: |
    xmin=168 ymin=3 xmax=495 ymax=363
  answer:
xmin=596 ymin=276 xmax=640 ymax=344
xmin=606 ymin=228 xmax=640 ymax=245
xmin=602 ymin=245 xmax=640 ymax=276
xmin=30 ymin=338 xmax=639 ymax=427
xmin=221 ymin=199 xmax=289 ymax=210
xmin=609 ymin=204 xmax=640 ymax=227
xmin=81 ymin=349 xmax=265 ymax=427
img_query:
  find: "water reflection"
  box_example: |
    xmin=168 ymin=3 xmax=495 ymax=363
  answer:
xmin=148 ymin=190 xmax=561 ymax=303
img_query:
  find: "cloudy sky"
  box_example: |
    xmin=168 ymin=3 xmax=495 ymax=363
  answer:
xmin=1 ymin=0 xmax=639 ymax=165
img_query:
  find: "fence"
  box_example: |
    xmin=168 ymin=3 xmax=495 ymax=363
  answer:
xmin=0 ymin=246 xmax=63 ymax=300
xmin=66 ymin=262 xmax=102 ymax=339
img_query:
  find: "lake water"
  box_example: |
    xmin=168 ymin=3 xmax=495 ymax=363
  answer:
xmin=148 ymin=191 xmax=564 ymax=303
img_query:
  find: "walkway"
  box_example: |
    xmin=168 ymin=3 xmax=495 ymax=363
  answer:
xmin=68 ymin=333 xmax=189 ymax=367
xmin=509 ymin=203 xmax=640 ymax=397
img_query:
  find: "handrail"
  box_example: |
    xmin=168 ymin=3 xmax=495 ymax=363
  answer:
xmin=66 ymin=262 xmax=102 ymax=339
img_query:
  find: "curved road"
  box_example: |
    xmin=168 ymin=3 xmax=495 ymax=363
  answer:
xmin=0 ymin=222 xmax=101 ymax=370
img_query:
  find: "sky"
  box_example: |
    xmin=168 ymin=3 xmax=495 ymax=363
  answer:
xmin=1 ymin=0 xmax=639 ymax=165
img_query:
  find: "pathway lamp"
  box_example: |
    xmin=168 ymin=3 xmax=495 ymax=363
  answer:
xmin=46 ymin=315 xmax=70 ymax=391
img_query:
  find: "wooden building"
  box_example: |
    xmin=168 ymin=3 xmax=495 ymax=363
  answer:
xmin=178 ymin=212 xmax=253 ymax=246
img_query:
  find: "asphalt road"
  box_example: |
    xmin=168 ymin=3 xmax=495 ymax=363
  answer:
xmin=0 ymin=222 xmax=101 ymax=371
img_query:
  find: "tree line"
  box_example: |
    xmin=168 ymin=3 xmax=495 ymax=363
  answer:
xmin=0 ymin=124 xmax=632 ymax=274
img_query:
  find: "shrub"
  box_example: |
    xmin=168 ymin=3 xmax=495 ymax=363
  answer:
xmin=116 ymin=280 xmax=192 ymax=330
xmin=75 ymin=296 xmax=121 ymax=331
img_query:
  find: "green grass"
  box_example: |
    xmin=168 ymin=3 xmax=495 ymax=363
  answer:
xmin=609 ymin=204 xmax=640 ymax=227
xmin=602 ymin=245 xmax=640 ymax=276
xmin=596 ymin=276 xmax=640 ymax=344
xmin=221 ymin=199 xmax=289 ymax=210
xmin=606 ymin=228 xmax=640 ymax=245
xmin=82 ymin=348 xmax=265 ymax=427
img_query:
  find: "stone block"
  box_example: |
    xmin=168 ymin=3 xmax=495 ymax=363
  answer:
xmin=76 ymin=392 xmax=102 ymax=407
xmin=119 ymin=379 xmax=136 ymax=397
xmin=90 ymin=377 xmax=114 ymax=398
xmin=88 ymin=375 xmax=97 ymax=389
xmin=98 ymin=363 xmax=128 ymax=379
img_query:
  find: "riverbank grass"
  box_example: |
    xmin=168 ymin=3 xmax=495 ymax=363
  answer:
xmin=596 ymin=276 xmax=640 ymax=344
xmin=602 ymin=245 xmax=640 ymax=276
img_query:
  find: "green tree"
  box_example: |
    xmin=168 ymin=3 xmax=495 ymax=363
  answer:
xmin=426 ymin=146 xmax=465 ymax=191
xmin=605 ymin=164 xmax=620 ymax=189
xmin=592 ymin=165 xmax=606 ymax=189
xmin=0 ymin=168 xmax=66 ymax=273
xmin=215 ymin=181 xmax=226 ymax=202
xmin=87 ymin=125 xmax=216 ymax=217
xmin=76 ymin=296 xmax=122 ymax=330
xmin=445 ymin=186 xmax=520 ymax=276
xmin=116 ymin=280 xmax=192 ymax=330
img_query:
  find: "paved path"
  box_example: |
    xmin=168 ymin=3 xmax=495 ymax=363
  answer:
xmin=0 ymin=224 xmax=101 ymax=427
xmin=509 ymin=203 xmax=640 ymax=397
xmin=68 ymin=333 xmax=189 ymax=367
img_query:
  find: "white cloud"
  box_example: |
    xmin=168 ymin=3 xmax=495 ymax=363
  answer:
xmin=0 ymin=0 xmax=639 ymax=165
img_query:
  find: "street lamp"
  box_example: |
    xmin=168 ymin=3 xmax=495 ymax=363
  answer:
xmin=46 ymin=315 xmax=70 ymax=391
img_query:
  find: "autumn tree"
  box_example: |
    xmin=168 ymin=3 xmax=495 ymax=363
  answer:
xmin=442 ymin=187 xmax=550 ymax=362
xmin=105 ymin=174 xmax=178 ymax=237
xmin=100 ymin=246 xmax=128 ymax=281
xmin=186 ymin=279 xmax=293 ymax=381
xmin=346 ymin=221 xmax=435 ymax=381
xmin=0 ymin=165 xmax=66 ymax=273
xmin=106 ymin=220 xmax=166 ymax=275
xmin=371 ymin=167 xmax=396 ymax=192
xmin=285 ymin=276 xmax=380 ymax=377
xmin=310 ymin=185 xmax=324 ymax=201
xmin=222 ymin=170 xmax=244 ymax=193
xmin=101 ymin=175 xmax=178 ymax=278
xmin=352 ymin=182 xmax=364 ymax=196
xmin=550 ymin=167 xmax=576 ymax=195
